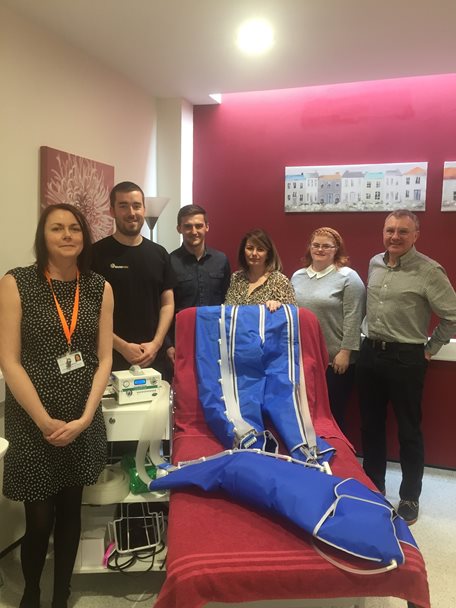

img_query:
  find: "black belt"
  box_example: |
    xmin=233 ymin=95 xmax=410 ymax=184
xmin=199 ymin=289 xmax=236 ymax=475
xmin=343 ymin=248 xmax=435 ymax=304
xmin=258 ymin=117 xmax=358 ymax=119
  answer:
xmin=364 ymin=338 xmax=424 ymax=352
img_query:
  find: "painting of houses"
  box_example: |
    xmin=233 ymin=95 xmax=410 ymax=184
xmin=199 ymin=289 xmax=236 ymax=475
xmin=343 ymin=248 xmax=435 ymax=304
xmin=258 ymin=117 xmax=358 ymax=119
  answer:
xmin=285 ymin=162 xmax=428 ymax=212
xmin=441 ymin=161 xmax=456 ymax=211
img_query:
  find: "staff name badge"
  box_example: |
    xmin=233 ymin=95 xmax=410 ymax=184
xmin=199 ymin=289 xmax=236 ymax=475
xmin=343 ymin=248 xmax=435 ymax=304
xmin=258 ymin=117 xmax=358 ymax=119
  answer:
xmin=57 ymin=351 xmax=84 ymax=375
xmin=45 ymin=269 xmax=83 ymax=376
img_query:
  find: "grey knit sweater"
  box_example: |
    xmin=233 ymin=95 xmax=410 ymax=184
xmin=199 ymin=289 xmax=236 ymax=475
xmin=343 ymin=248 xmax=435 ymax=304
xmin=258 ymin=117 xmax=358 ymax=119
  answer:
xmin=291 ymin=265 xmax=366 ymax=362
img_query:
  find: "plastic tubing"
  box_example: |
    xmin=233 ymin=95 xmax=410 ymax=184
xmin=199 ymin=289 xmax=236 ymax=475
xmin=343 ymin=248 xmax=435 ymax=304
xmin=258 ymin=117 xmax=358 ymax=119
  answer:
xmin=82 ymin=466 xmax=130 ymax=505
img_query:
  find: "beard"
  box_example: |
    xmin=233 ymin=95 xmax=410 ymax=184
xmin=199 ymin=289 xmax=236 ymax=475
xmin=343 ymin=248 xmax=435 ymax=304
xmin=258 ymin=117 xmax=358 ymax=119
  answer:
xmin=115 ymin=217 xmax=144 ymax=236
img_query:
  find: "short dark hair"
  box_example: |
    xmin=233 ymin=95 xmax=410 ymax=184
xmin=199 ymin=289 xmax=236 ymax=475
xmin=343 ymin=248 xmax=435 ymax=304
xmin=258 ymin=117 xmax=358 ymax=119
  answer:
xmin=302 ymin=227 xmax=349 ymax=268
xmin=385 ymin=209 xmax=420 ymax=230
xmin=177 ymin=204 xmax=208 ymax=225
xmin=109 ymin=181 xmax=145 ymax=207
xmin=34 ymin=203 xmax=93 ymax=276
xmin=238 ymin=229 xmax=283 ymax=273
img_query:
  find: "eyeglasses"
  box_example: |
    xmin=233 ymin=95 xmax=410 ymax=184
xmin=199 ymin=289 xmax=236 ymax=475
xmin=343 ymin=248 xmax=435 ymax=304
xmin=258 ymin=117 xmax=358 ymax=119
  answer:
xmin=310 ymin=243 xmax=336 ymax=250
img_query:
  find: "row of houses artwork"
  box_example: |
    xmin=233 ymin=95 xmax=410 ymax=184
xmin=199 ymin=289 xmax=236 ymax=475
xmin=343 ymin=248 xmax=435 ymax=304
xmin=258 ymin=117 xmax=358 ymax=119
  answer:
xmin=284 ymin=161 xmax=456 ymax=213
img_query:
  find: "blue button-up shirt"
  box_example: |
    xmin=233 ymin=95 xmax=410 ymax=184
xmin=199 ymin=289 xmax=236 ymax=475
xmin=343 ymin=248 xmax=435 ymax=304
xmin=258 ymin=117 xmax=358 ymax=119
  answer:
xmin=170 ymin=244 xmax=231 ymax=313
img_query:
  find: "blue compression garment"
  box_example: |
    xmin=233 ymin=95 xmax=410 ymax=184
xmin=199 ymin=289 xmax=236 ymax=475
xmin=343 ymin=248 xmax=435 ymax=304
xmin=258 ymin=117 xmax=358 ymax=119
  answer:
xmin=148 ymin=305 xmax=420 ymax=572
xmin=195 ymin=305 xmax=334 ymax=463
xmin=151 ymin=450 xmax=416 ymax=567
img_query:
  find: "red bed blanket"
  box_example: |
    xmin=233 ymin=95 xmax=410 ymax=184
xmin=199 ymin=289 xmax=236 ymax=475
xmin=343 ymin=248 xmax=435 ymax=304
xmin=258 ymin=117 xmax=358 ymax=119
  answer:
xmin=154 ymin=307 xmax=430 ymax=608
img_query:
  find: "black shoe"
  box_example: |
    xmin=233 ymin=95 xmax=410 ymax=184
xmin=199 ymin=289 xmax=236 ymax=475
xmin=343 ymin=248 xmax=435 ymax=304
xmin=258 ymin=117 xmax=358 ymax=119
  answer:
xmin=52 ymin=586 xmax=70 ymax=608
xmin=397 ymin=499 xmax=419 ymax=525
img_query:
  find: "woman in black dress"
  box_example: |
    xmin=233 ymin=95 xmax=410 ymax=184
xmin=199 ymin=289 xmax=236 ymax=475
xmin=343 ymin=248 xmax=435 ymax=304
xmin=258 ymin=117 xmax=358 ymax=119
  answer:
xmin=0 ymin=204 xmax=113 ymax=608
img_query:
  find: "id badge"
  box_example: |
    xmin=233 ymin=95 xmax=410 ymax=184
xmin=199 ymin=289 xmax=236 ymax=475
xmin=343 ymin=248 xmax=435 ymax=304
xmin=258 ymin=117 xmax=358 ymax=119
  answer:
xmin=57 ymin=351 xmax=85 ymax=375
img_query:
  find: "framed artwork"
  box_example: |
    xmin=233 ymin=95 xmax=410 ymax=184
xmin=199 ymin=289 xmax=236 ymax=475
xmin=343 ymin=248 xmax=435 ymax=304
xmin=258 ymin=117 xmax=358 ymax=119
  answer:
xmin=285 ymin=162 xmax=428 ymax=213
xmin=40 ymin=146 xmax=115 ymax=241
xmin=441 ymin=161 xmax=456 ymax=211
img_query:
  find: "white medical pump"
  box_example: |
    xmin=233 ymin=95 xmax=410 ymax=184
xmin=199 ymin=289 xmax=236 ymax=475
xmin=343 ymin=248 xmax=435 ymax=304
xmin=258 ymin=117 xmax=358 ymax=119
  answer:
xmin=111 ymin=365 xmax=161 ymax=405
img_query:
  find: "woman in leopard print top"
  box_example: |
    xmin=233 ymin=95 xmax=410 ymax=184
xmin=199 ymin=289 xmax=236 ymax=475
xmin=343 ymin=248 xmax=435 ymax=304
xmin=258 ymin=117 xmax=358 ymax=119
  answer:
xmin=225 ymin=229 xmax=296 ymax=311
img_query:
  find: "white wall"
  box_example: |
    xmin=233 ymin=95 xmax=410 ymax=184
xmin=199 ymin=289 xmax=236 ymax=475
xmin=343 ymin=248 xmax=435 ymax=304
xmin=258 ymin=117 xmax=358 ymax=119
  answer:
xmin=0 ymin=3 xmax=162 ymax=276
xmin=0 ymin=397 xmax=24 ymax=552
xmin=155 ymin=98 xmax=193 ymax=252
xmin=0 ymin=2 xmax=189 ymax=548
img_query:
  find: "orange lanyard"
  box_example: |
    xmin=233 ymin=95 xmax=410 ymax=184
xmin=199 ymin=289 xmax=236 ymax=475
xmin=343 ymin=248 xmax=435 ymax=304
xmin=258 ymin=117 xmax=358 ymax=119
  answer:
xmin=45 ymin=270 xmax=80 ymax=351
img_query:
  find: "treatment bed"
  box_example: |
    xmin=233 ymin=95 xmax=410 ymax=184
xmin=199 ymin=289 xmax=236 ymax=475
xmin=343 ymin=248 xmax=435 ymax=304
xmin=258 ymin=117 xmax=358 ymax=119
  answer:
xmin=154 ymin=307 xmax=430 ymax=608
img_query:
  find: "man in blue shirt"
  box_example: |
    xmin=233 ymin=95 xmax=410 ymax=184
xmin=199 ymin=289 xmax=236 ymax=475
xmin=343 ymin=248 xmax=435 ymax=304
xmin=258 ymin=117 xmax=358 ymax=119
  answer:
xmin=167 ymin=204 xmax=230 ymax=364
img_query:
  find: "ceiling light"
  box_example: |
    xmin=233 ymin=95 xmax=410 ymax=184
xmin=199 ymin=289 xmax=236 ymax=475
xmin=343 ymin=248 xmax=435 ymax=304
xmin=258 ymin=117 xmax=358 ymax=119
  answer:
xmin=236 ymin=19 xmax=274 ymax=55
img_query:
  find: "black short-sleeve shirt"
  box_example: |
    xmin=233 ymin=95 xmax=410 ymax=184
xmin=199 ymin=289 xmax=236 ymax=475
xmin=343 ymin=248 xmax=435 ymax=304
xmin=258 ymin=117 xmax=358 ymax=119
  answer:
xmin=92 ymin=236 xmax=176 ymax=370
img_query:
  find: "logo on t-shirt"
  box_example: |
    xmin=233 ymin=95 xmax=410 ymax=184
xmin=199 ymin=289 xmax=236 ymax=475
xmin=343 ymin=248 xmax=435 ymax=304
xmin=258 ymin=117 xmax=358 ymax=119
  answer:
xmin=110 ymin=263 xmax=129 ymax=269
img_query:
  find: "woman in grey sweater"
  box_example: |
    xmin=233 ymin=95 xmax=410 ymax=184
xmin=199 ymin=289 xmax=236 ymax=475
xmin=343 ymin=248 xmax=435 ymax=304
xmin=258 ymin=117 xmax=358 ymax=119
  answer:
xmin=291 ymin=227 xmax=365 ymax=432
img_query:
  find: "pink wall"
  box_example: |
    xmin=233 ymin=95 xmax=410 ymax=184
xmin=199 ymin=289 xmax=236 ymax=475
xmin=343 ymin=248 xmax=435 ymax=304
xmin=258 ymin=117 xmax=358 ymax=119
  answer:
xmin=193 ymin=73 xmax=456 ymax=468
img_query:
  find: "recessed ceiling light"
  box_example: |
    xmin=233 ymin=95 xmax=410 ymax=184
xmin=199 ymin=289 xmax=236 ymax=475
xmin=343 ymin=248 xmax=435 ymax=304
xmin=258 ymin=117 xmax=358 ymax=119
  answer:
xmin=209 ymin=93 xmax=222 ymax=104
xmin=236 ymin=18 xmax=274 ymax=55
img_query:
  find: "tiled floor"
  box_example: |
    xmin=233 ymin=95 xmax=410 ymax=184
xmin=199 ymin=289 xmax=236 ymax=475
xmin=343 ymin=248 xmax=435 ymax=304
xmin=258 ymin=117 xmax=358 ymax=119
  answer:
xmin=1 ymin=463 xmax=455 ymax=608
xmin=363 ymin=463 xmax=456 ymax=608
xmin=0 ymin=551 xmax=166 ymax=608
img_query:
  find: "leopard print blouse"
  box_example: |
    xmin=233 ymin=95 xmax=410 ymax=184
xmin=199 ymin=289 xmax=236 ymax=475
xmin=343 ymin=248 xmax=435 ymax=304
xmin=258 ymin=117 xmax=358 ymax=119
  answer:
xmin=224 ymin=270 xmax=297 ymax=305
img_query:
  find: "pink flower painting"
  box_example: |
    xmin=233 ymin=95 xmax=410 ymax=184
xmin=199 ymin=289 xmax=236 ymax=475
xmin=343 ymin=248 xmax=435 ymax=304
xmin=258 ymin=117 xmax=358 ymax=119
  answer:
xmin=40 ymin=146 xmax=115 ymax=242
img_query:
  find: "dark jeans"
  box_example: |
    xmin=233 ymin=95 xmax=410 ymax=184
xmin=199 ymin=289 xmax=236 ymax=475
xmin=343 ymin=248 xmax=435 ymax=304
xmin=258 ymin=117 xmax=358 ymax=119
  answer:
xmin=325 ymin=363 xmax=356 ymax=433
xmin=356 ymin=338 xmax=427 ymax=501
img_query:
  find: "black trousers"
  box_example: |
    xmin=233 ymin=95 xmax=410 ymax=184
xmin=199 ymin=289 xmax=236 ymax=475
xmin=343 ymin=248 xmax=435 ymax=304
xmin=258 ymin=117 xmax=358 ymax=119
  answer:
xmin=356 ymin=338 xmax=427 ymax=501
xmin=325 ymin=363 xmax=356 ymax=433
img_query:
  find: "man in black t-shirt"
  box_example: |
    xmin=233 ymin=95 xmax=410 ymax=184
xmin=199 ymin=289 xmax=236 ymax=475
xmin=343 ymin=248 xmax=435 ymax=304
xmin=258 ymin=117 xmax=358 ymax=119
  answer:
xmin=92 ymin=181 xmax=176 ymax=378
